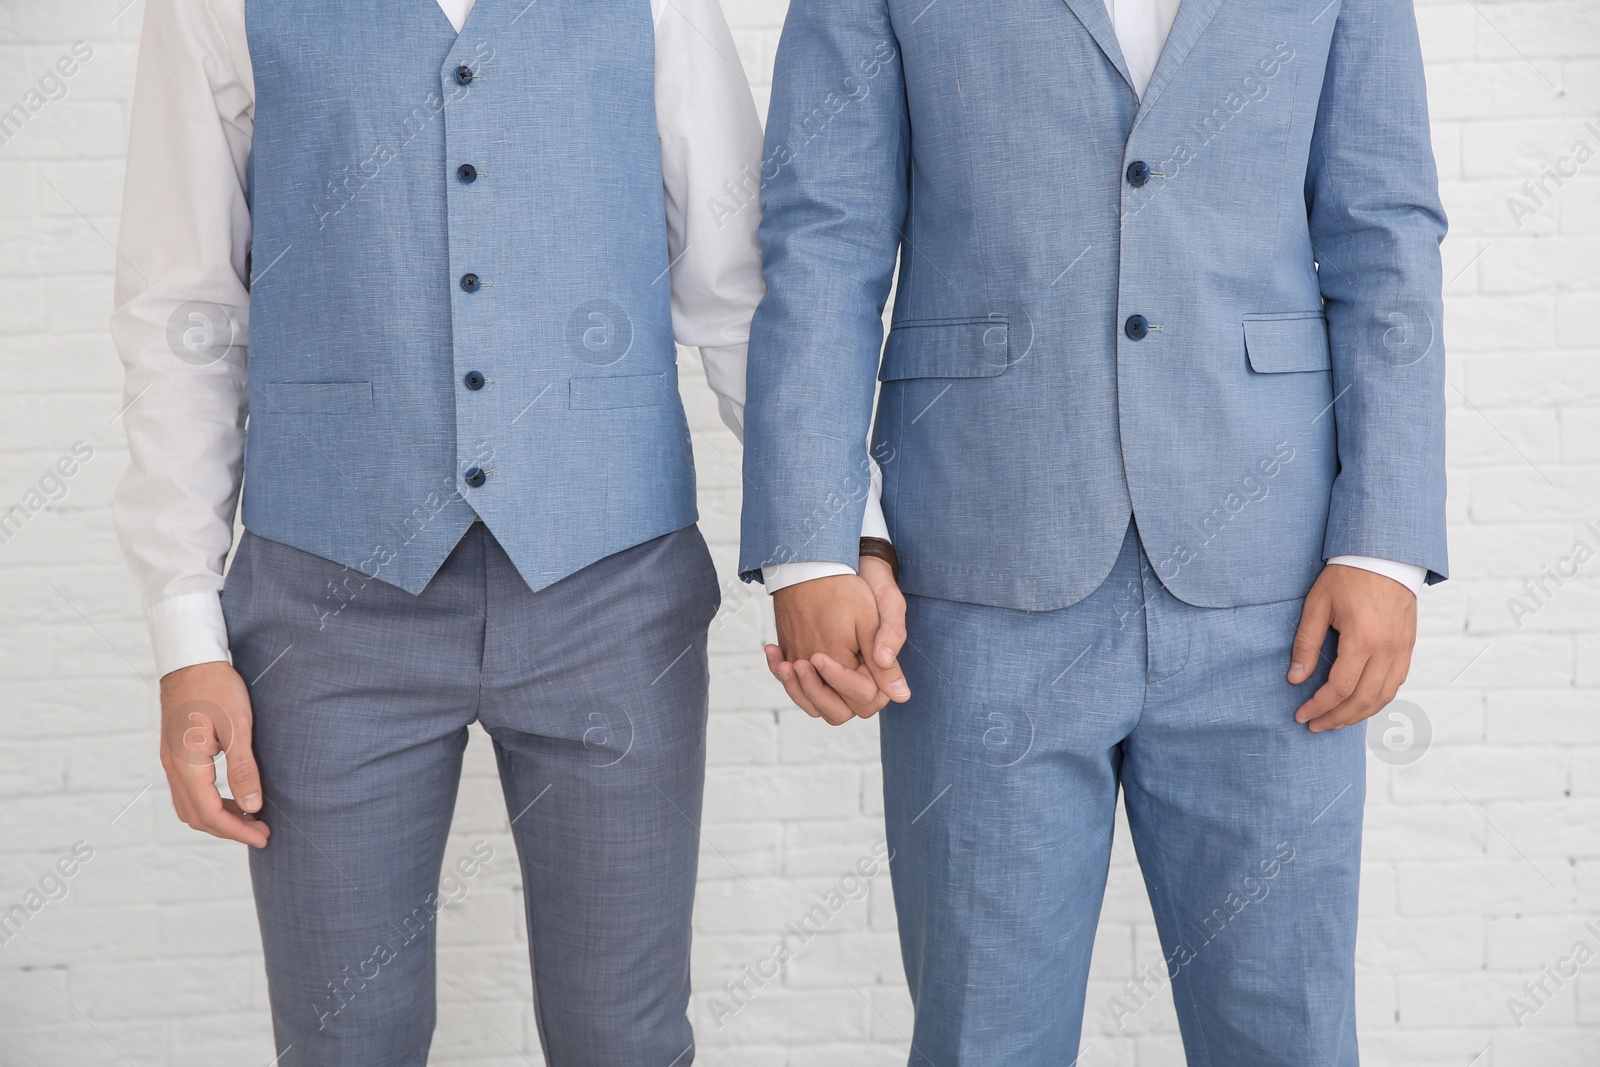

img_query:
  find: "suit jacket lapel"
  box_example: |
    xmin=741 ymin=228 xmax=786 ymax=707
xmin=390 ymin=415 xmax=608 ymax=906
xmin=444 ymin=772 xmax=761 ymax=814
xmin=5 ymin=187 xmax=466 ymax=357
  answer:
xmin=1132 ymin=0 xmax=1227 ymax=127
xmin=1059 ymin=0 xmax=1137 ymax=97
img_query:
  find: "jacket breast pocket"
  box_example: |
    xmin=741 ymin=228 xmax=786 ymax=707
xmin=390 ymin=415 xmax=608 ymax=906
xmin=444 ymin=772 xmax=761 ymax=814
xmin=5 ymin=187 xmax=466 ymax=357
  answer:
xmin=1243 ymin=312 xmax=1330 ymax=374
xmin=568 ymin=370 xmax=678 ymax=410
xmin=878 ymin=316 xmax=1010 ymax=380
xmin=253 ymin=381 xmax=374 ymax=415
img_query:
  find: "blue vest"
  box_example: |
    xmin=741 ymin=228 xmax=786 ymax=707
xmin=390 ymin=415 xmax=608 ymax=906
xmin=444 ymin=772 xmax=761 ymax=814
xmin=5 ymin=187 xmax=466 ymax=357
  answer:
xmin=242 ymin=0 xmax=696 ymax=595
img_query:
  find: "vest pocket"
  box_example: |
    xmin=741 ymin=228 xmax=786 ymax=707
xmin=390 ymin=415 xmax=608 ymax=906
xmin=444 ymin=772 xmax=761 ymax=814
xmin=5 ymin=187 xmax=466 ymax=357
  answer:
xmin=253 ymin=381 xmax=373 ymax=414
xmin=1242 ymin=312 xmax=1331 ymax=374
xmin=567 ymin=371 xmax=678 ymax=410
xmin=878 ymin=316 xmax=1011 ymax=381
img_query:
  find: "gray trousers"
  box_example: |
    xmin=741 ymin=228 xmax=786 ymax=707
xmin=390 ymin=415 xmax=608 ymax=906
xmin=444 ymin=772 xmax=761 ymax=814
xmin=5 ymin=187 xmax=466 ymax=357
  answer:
xmin=222 ymin=522 xmax=720 ymax=1066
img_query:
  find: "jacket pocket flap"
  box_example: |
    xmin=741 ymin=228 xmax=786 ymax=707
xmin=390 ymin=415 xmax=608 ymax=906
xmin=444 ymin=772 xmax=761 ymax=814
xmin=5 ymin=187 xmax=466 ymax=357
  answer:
xmin=1243 ymin=313 xmax=1331 ymax=373
xmin=568 ymin=370 xmax=677 ymax=410
xmin=254 ymin=381 xmax=373 ymax=415
xmin=879 ymin=317 xmax=1010 ymax=381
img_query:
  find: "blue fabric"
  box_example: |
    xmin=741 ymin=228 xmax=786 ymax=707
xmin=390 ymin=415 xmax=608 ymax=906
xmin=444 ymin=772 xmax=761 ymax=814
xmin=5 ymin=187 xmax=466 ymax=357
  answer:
xmin=222 ymin=524 xmax=720 ymax=1066
xmin=243 ymin=0 xmax=695 ymax=596
xmin=881 ymin=522 xmax=1365 ymax=1065
xmin=738 ymin=0 xmax=1449 ymax=609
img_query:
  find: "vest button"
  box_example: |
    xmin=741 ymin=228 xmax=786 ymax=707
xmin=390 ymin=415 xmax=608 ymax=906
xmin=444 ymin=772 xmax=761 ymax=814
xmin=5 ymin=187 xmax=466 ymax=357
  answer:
xmin=1124 ymin=314 xmax=1150 ymax=341
xmin=455 ymin=65 xmax=475 ymax=85
xmin=464 ymin=371 xmax=486 ymax=390
xmin=464 ymin=466 xmax=487 ymax=488
xmin=1126 ymin=161 xmax=1150 ymax=187
xmin=460 ymin=273 xmax=480 ymax=293
xmin=457 ymin=163 xmax=477 ymax=184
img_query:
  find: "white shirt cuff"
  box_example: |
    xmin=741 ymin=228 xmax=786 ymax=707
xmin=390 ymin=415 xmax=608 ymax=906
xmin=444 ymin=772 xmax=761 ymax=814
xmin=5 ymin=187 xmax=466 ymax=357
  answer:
xmin=1326 ymin=555 xmax=1427 ymax=596
xmin=147 ymin=591 xmax=232 ymax=678
xmin=763 ymin=560 xmax=858 ymax=592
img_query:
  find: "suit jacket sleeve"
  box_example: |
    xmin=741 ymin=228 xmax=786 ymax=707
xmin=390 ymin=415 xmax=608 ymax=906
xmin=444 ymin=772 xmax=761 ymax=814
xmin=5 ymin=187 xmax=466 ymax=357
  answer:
xmin=1305 ymin=0 xmax=1449 ymax=583
xmin=736 ymin=0 xmax=909 ymax=582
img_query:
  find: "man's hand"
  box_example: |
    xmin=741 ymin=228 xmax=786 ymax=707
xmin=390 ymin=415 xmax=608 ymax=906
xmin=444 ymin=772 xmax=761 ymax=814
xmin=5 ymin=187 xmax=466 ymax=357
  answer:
xmin=159 ymin=661 xmax=270 ymax=848
xmin=1289 ymin=564 xmax=1417 ymax=733
xmin=766 ymin=556 xmax=910 ymax=724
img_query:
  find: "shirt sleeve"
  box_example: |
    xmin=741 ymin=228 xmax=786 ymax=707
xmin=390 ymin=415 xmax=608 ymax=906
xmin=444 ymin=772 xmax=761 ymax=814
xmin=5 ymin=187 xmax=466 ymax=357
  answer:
xmin=110 ymin=0 xmax=253 ymax=678
xmin=1326 ymin=555 xmax=1426 ymax=596
xmin=652 ymin=0 xmax=764 ymax=439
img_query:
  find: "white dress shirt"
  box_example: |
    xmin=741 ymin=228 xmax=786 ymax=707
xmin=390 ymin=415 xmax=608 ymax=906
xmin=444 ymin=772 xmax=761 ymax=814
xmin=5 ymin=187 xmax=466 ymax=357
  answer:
xmin=113 ymin=0 xmax=888 ymax=676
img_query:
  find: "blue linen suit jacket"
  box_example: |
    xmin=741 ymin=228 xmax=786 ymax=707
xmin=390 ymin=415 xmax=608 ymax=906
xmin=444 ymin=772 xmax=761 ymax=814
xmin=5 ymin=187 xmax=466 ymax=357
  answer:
xmin=738 ymin=0 xmax=1448 ymax=610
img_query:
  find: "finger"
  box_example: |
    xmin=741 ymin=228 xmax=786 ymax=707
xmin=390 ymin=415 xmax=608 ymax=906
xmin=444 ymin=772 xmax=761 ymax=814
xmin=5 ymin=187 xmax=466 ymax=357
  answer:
xmin=794 ymin=660 xmax=856 ymax=725
xmin=811 ymin=655 xmax=890 ymax=718
xmin=844 ymin=601 xmax=908 ymax=710
xmin=810 ymin=652 xmax=883 ymax=708
xmin=764 ymin=644 xmax=793 ymax=685
xmin=766 ymin=645 xmax=822 ymax=717
xmin=1304 ymin=650 xmax=1392 ymax=732
xmin=866 ymin=608 xmax=910 ymax=702
xmin=222 ymin=713 xmax=263 ymax=815
xmin=1294 ymin=644 xmax=1370 ymax=726
xmin=185 ymin=782 xmax=271 ymax=848
xmin=871 ymin=587 xmax=908 ymax=671
xmin=1289 ymin=592 xmax=1333 ymax=685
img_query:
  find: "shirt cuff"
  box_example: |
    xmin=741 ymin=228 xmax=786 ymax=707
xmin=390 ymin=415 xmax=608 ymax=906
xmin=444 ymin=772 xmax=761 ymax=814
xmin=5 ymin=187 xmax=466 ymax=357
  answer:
xmin=147 ymin=591 xmax=232 ymax=678
xmin=762 ymin=560 xmax=857 ymax=593
xmin=1326 ymin=556 xmax=1427 ymax=596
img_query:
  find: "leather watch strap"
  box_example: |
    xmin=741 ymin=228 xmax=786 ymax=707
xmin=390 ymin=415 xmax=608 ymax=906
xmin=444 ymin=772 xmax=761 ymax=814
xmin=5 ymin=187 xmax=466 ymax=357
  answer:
xmin=858 ymin=537 xmax=899 ymax=582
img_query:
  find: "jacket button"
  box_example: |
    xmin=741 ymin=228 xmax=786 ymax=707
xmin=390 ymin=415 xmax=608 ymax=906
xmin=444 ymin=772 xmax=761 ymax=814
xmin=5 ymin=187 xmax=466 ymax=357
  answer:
xmin=455 ymin=65 xmax=475 ymax=85
xmin=457 ymin=163 xmax=477 ymax=183
xmin=464 ymin=371 xmax=485 ymax=390
xmin=1126 ymin=161 xmax=1150 ymax=187
xmin=1124 ymin=314 xmax=1149 ymax=341
xmin=464 ymin=466 xmax=487 ymax=488
xmin=460 ymin=273 xmax=480 ymax=293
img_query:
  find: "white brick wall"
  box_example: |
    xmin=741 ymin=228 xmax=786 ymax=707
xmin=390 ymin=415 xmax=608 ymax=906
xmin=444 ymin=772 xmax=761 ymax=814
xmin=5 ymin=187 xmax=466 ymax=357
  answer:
xmin=0 ymin=0 xmax=1595 ymax=1063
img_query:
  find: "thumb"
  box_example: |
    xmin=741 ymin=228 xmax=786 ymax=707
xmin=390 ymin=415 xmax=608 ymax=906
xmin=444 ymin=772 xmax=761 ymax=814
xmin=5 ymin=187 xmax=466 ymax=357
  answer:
xmin=222 ymin=708 xmax=263 ymax=814
xmin=857 ymin=588 xmax=910 ymax=703
xmin=873 ymin=589 xmax=907 ymax=673
xmin=1289 ymin=590 xmax=1332 ymax=685
xmin=860 ymin=559 xmax=908 ymax=670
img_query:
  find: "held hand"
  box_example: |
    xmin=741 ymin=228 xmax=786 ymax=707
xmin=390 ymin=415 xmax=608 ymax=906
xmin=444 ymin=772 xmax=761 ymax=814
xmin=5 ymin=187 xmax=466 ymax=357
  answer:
xmin=1289 ymin=564 xmax=1417 ymax=733
xmin=766 ymin=557 xmax=910 ymax=724
xmin=159 ymin=660 xmax=270 ymax=848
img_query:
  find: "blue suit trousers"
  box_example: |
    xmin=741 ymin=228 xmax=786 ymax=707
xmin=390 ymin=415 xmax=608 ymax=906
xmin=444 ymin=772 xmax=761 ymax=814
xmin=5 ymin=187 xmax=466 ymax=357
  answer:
xmin=881 ymin=522 xmax=1365 ymax=1066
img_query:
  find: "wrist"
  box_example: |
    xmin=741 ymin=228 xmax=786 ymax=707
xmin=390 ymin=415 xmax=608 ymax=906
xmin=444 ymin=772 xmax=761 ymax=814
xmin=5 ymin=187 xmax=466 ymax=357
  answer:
xmin=858 ymin=537 xmax=898 ymax=582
